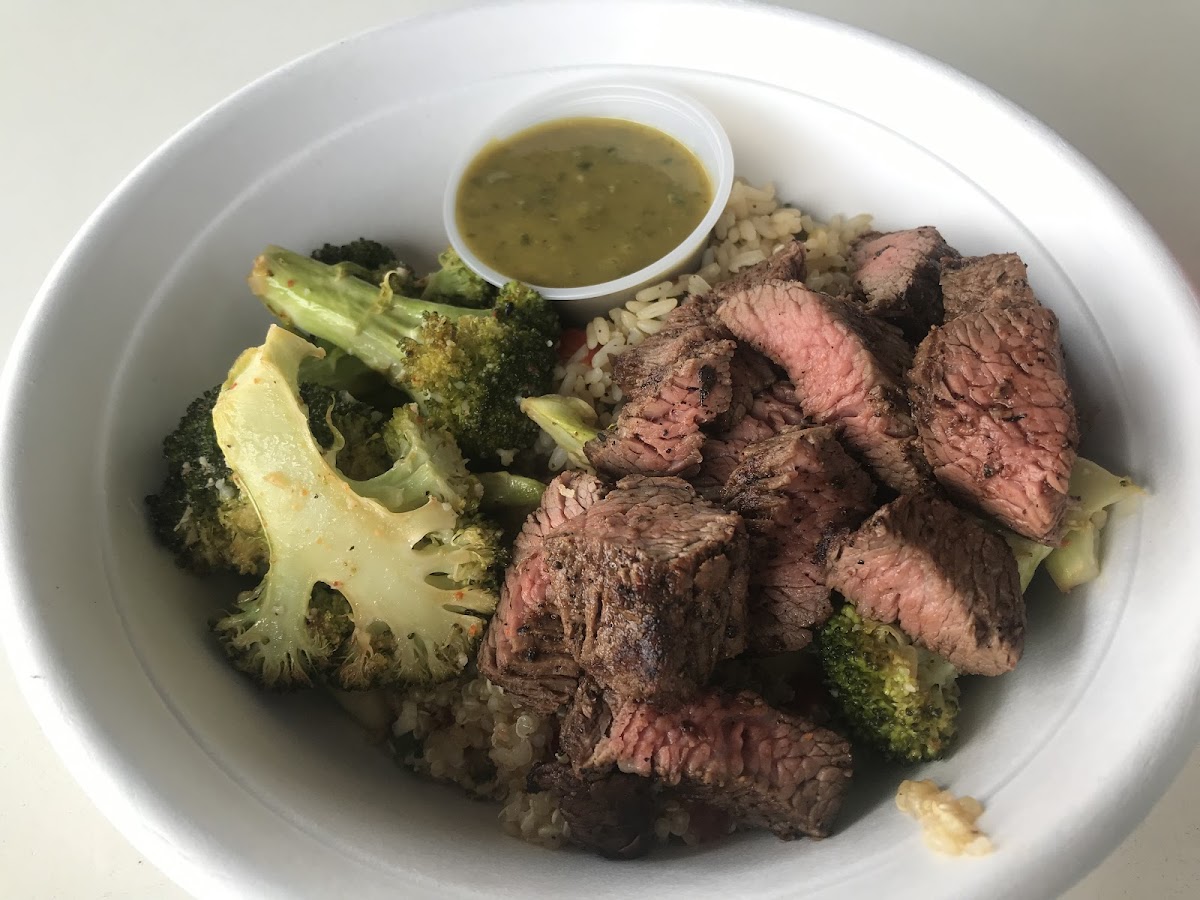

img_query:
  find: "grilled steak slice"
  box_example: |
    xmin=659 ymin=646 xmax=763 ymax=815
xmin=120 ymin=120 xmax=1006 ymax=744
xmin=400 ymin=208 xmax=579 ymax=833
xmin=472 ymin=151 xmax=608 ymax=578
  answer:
xmin=711 ymin=239 xmax=808 ymax=299
xmin=940 ymin=253 xmax=1038 ymax=319
xmin=560 ymin=677 xmax=614 ymax=765
xmin=527 ymin=762 xmax=654 ymax=859
xmin=825 ymin=493 xmax=1025 ymax=676
xmin=611 ymin=296 xmax=731 ymax=401
xmin=587 ymin=306 xmax=735 ymax=477
xmin=693 ymin=381 xmax=809 ymax=501
xmin=477 ymin=472 xmax=608 ymax=713
xmin=544 ymin=476 xmax=748 ymax=701
xmin=716 ymin=344 xmax=781 ymax=433
xmin=611 ymin=243 xmax=803 ymax=440
xmin=910 ymin=304 xmax=1078 ymax=543
xmin=572 ymin=689 xmax=853 ymax=840
xmin=722 ymin=426 xmax=875 ymax=653
xmin=717 ymin=281 xmax=931 ymax=493
xmin=850 ymin=227 xmax=958 ymax=340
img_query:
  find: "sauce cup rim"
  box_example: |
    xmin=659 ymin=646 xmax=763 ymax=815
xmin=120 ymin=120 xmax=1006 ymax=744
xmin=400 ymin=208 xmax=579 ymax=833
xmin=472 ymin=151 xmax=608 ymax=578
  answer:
xmin=441 ymin=78 xmax=735 ymax=308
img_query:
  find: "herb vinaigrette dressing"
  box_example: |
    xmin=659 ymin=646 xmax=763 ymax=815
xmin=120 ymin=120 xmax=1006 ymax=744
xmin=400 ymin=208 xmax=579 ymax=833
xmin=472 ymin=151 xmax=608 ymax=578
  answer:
xmin=455 ymin=117 xmax=713 ymax=288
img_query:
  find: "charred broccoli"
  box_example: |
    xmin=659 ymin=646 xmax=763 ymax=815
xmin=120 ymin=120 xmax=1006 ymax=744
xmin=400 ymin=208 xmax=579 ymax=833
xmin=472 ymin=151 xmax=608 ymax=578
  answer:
xmin=819 ymin=605 xmax=960 ymax=763
xmin=418 ymin=247 xmax=496 ymax=308
xmin=146 ymin=382 xmax=390 ymax=574
xmin=310 ymin=238 xmax=411 ymax=291
xmin=210 ymin=326 xmax=500 ymax=690
xmin=248 ymin=246 xmax=559 ymax=463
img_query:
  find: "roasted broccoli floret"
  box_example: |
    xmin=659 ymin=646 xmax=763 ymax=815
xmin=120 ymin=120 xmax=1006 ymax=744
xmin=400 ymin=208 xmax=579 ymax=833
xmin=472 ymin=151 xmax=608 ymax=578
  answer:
xmin=146 ymin=381 xmax=390 ymax=574
xmin=310 ymin=237 xmax=417 ymax=295
xmin=519 ymin=394 xmax=601 ymax=469
xmin=350 ymin=403 xmax=483 ymax=515
xmin=310 ymin=237 xmax=397 ymax=272
xmin=248 ymin=246 xmax=559 ymax=462
xmin=210 ymin=326 xmax=500 ymax=691
xmin=310 ymin=237 xmax=397 ymax=279
xmin=819 ymin=605 xmax=960 ymax=763
xmin=419 ymin=247 xmax=497 ymax=308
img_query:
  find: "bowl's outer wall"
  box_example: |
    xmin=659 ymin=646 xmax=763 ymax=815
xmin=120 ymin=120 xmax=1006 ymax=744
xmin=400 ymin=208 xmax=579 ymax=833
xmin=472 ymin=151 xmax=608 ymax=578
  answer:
xmin=2 ymin=2 xmax=1199 ymax=898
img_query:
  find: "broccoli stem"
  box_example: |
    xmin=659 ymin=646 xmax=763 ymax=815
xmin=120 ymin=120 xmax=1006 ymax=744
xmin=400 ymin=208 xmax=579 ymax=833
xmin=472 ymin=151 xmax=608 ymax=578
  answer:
xmin=1003 ymin=532 xmax=1055 ymax=592
xmin=519 ymin=394 xmax=601 ymax=469
xmin=476 ymin=472 xmax=546 ymax=510
xmin=1044 ymin=520 xmax=1101 ymax=592
xmin=249 ymin=247 xmax=479 ymax=385
xmin=1003 ymin=458 xmax=1142 ymax=594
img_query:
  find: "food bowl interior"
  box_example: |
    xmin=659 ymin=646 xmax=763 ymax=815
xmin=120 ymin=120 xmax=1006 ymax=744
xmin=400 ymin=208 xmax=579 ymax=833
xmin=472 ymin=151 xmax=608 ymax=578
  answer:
xmin=4 ymin=4 xmax=1200 ymax=900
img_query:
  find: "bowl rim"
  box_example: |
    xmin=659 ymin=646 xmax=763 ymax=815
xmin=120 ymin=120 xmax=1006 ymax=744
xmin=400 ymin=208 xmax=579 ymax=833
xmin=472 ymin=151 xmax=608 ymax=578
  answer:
xmin=440 ymin=75 xmax=735 ymax=303
xmin=2 ymin=1 xmax=1198 ymax=898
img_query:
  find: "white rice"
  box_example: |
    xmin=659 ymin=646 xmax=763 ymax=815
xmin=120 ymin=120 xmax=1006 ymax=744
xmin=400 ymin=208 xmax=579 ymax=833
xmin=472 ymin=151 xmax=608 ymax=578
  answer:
xmin=540 ymin=178 xmax=872 ymax=471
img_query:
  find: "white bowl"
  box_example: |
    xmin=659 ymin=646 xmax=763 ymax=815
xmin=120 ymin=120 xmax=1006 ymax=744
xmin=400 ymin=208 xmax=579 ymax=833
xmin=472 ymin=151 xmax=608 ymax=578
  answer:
xmin=442 ymin=77 xmax=735 ymax=323
xmin=3 ymin=2 xmax=1200 ymax=899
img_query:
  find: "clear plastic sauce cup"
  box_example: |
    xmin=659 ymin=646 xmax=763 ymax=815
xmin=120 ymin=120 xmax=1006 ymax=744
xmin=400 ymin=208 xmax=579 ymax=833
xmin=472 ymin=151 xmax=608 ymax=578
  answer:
xmin=443 ymin=79 xmax=734 ymax=324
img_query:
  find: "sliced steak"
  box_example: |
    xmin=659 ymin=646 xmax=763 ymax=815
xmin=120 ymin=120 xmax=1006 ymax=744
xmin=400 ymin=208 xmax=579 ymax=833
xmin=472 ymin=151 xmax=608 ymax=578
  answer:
xmin=716 ymin=344 xmax=780 ymax=433
xmin=587 ymin=308 xmax=734 ymax=477
xmin=693 ymin=381 xmax=809 ymax=500
xmin=910 ymin=304 xmax=1078 ymax=543
xmin=560 ymin=676 xmax=614 ymax=766
xmin=825 ymin=492 xmax=1025 ymax=676
xmin=717 ymin=281 xmax=931 ymax=493
xmin=711 ymin=239 xmax=808 ymax=300
xmin=940 ymin=253 xmax=1038 ymax=319
xmin=722 ymin=426 xmax=875 ymax=653
xmin=611 ymin=295 xmax=729 ymax=400
xmin=477 ymin=471 xmax=608 ymax=713
xmin=850 ymin=227 xmax=958 ymax=340
xmin=527 ymin=762 xmax=654 ymax=859
xmin=544 ymin=476 xmax=748 ymax=701
xmin=571 ymin=689 xmax=853 ymax=840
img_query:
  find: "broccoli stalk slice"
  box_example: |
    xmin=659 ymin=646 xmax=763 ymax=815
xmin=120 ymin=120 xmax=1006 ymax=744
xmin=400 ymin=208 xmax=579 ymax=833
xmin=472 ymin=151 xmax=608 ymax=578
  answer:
xmin=212 ymin=326 xmax=497 ymax=690
xmin=1003 ymin=532 xmax=1055 ymax=592
xmin=1044 ymin=520 xmax=1102 ymax=592
xmin=146 ymin=381 xmax=392 ymax=575
xmin=475 ymin=472 xmax=546 ymax=509
xmin=1003 ymin=458 xmax=1143 ymax=594
xmin=519 ymin=394 xmax=601 ymax=469
xmin=1060 ymin=458 xmax=1143 ymax=529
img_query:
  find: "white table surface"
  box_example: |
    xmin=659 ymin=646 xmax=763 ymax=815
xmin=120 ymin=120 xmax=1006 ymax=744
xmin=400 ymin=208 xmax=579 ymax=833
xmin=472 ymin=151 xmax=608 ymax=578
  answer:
xmin=2 ymin=1 xmax=1198 ymax=897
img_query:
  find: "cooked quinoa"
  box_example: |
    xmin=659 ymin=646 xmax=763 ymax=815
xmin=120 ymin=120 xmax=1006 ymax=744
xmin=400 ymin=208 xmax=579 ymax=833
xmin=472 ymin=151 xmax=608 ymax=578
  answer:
xmin=390 ymin=673 xmax=699 ymax=849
